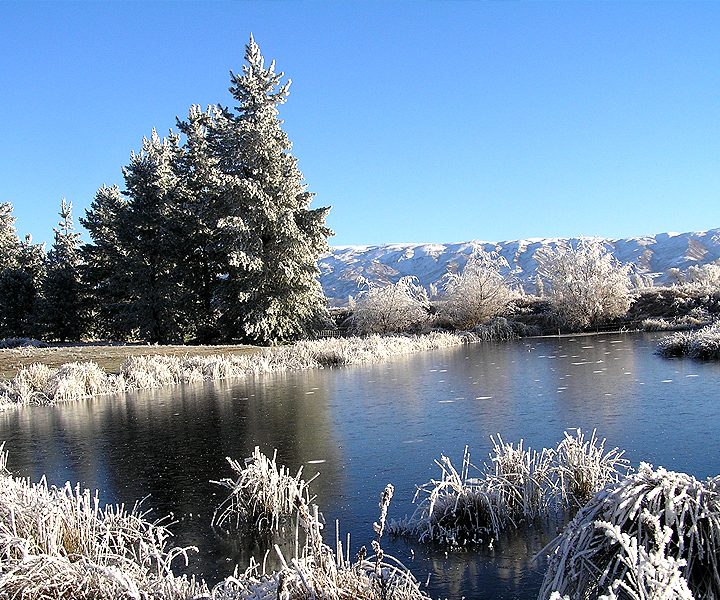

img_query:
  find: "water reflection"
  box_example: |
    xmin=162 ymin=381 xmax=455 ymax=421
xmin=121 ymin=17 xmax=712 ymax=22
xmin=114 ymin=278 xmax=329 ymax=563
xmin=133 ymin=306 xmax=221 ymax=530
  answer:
xmin=0 ymin=333 xmax=719 ymax=598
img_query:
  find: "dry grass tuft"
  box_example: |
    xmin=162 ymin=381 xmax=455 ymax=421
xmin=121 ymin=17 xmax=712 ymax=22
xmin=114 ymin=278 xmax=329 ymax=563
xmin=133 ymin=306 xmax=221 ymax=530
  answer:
xmin=212 ymin=483 xmax=431 ymax=600
xmin=211 ymin=447 xmax=316 ymax=534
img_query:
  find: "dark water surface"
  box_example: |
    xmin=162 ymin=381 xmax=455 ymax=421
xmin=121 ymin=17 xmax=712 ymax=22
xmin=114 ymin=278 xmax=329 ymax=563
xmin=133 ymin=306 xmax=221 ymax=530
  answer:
xmin=1 ymin=332 xmax=720 ymax=599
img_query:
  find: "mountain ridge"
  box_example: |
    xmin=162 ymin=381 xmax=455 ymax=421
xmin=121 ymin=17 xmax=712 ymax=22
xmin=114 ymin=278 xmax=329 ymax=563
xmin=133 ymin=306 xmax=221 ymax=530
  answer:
xmin=319 ymin=227 xmax=720 ymax=306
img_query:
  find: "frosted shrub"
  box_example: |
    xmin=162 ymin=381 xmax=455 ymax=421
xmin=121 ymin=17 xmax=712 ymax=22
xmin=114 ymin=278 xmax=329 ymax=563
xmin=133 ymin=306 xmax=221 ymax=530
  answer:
xmin=657 ymin=323 xmax=720 ymax=359
xmin=473 ymin=316 xmax=518 ymax=341
xmin=351 ymin=276 xmax=431 ymax=335
xmin=535 ymin=239 xmax=632 ymax=330
xmin=441 ymin=250 xmax=516 ymax=330
xmin=539 ymin=463 xmax=720 ymax=599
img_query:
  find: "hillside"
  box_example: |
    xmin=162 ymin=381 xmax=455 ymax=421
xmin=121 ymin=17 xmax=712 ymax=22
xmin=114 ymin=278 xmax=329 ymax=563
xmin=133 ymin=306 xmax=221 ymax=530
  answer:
xmin=319 ymin=228 xmax=720 ymax=306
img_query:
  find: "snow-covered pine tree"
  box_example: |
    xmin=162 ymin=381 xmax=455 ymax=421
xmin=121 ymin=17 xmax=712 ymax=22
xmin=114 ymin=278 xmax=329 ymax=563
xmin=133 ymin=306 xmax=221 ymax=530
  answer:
xmin=211 ymin=35 xmax=332 ymax=344
xmin=0 ymin=203 xmax=21 ymax=272
xmin=0 ymin=203 xmax=45 ymax=339
xmin=174 ymin=104 xmax=227 ymax=343
xmin=42 ymin=199 xmax=86 ymax=341
xmin=81 ymin=185 xmax=135 ymax=340
xmin=120 ymin=130 xmax=186 ymax=343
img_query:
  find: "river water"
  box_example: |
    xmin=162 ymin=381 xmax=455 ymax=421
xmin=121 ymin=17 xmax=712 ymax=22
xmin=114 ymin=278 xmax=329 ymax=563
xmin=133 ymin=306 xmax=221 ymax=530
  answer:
xmin=1 ymin=332 xmax=719 ymax=599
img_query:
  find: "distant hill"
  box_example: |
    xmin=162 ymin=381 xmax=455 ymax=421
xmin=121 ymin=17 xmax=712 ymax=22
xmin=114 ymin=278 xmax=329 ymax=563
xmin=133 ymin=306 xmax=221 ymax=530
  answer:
xmin=319 ymin=228 xmax=720 ymax=306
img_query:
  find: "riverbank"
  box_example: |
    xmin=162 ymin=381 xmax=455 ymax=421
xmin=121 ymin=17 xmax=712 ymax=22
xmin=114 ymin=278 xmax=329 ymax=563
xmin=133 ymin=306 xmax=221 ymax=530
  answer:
xmin=0 ymin=332 xmax=477 ymax=409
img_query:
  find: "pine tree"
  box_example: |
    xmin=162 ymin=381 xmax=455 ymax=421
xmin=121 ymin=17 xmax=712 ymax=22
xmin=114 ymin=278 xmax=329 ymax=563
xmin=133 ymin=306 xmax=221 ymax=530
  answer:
xmin=174 ymin=105 xmax=227 ymax=342
xmin=0 ymin=222 xmax=45 ymax=340
xmin=212 ymin=36 xmax=332 ymax=344
xmin=121 ymin=130 xmax=185 ymax=343
xmin=42 ymin=199 xmax=86 ymax=341
xmin=81 ymin=185 xmax=134 ymax=340
xmin=0 ymin=203 xmax=21 ymax=272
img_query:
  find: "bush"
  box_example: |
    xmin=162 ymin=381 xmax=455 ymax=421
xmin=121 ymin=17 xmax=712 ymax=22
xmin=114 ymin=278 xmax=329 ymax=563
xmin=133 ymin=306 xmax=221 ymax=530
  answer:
xmin=440 ymin=250 xmax=516 ymax=330
xmin=535 ymin=239 xmax=632 ymax=330
xmin=351 ymin=277 xmax=431 ymax=335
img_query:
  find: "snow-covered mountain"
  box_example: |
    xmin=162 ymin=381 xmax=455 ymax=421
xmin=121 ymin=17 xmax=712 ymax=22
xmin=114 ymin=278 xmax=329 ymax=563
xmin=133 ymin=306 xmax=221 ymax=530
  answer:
xmin=319 ymin=228 xmax=720 ymax=306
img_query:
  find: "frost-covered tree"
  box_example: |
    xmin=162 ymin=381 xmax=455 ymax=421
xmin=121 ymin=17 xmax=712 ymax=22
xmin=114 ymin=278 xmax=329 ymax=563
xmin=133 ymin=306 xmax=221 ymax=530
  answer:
xmin=120 ymin=131 xmax=186 ymax=343
xmin=42 ymin=199 xmax=86 ymax=341
xmin=352 ymin=277 xmax=430 ymax=335
xmin=440 ymin=250 xmax=516 ymax=330
xmin=211 ymin=36 xmax=332 ymax=344
xmin=81 ymin=185 xmax=135 ymax=340
xmin=0 ymin=203 xmax=46 ymax=339
xmin=535 ymin=239 xmax=632 ymax=330
xmin=0 ymin=203 xmax=21 ymax=272
xmin=174 ymin=105 xmax=227 ymax=342
xmin=686 ymin=262 xmax=720 ymax=289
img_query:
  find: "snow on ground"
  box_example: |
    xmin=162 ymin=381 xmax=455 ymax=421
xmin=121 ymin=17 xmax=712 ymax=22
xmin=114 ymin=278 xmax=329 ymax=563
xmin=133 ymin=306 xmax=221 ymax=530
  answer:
xmin=319 ymin=227 xmax=720 ymax=306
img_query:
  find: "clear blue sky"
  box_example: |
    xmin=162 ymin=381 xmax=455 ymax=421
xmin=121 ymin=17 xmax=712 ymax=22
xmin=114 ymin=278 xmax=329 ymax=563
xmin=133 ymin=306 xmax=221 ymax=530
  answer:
xmin=2 ymin=1 xmax=719 ymax=247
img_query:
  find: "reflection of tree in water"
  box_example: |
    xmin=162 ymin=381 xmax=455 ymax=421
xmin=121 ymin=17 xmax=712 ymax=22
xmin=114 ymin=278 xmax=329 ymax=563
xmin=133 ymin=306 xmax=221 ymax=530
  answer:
xmin=0 ymin=370 xmax=342 ymax=584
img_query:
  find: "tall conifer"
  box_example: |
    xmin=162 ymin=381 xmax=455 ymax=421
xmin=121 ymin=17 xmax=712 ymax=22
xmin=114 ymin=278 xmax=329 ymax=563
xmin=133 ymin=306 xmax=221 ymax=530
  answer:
xmin=42 ymin=199 xmax=86 ymax=341
xmin=213 ymin=35 xmax=332 ymax=343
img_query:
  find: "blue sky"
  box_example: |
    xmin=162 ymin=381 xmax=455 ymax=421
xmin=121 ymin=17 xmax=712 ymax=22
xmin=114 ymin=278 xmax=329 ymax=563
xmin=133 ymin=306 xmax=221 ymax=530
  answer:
xmin=2 ymin=1 xmax=719 ymax=247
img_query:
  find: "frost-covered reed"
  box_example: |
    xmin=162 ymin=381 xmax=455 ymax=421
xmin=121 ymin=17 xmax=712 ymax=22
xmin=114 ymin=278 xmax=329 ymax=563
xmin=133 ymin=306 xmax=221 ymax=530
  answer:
xmin=212 ymin=483 xmax=431 ymax=600
xmin=0 ymin=331 xmax=474 ymax=410
xmin=392 ymin=430 xmax=629 ymax=547
xmin=656 ymin=323 xmax=720 ymax=359
xmin=208 ymin=449 xmax=429 ymax=599
xmin=540 ymin=463 xmax=720 ymax=600
xmin=0 ymin=443 xmax=206 ymax=599
xmin=211 ymin=446 xmax=316 ymax=533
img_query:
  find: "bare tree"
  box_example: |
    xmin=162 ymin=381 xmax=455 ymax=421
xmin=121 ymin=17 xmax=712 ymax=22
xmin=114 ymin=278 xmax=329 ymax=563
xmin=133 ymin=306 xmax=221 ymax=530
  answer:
xmin=535 ymin=239 xmax=631 ymax=330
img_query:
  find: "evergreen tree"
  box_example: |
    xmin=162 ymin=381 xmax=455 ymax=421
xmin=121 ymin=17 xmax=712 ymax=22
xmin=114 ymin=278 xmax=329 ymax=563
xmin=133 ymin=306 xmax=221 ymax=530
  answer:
xmin=81 ymin=185 xmax=134 ymax=340
xmin=174 ymin=105 xmax=227 ymax=342
xmin=0 ymin=205 xmax=45 ymax=340
xmin=42 ymin=199 xmax=86 ymax=341
xmin=212 ymin=35 xmax=332 ymax=344
xmin=0 ymin=203 xmax=21 ymax=271
xmin=121 ymin=130 xmax=185 ymax=343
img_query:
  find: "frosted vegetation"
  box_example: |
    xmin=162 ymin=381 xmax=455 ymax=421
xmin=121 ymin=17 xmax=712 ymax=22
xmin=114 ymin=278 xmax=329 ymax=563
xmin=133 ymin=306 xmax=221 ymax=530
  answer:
xmin=534 ymin=239 xmax=632 ymax=330
xmin=656 ymin=323 xmax=720 ymax=359
xmin=0 ymin=332 xmax=475 ymax=409
xmin=541 ymin=463 xmax=720 ymax=600
xmin=390 ymin=430 xmax=630 ymax=546
xmin=3 ymin=439 xmax=717 ymax=599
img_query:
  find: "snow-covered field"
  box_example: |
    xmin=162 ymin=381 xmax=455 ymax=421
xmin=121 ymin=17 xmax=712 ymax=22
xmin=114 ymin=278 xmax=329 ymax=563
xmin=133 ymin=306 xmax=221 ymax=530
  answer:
xmin=319 ymin=227 xmax=720 ymax=305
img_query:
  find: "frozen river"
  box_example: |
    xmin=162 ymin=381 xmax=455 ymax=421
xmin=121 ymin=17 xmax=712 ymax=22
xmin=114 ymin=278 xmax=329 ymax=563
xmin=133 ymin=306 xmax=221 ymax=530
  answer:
xmin=2 ymin=332 xmax=719 ymax=599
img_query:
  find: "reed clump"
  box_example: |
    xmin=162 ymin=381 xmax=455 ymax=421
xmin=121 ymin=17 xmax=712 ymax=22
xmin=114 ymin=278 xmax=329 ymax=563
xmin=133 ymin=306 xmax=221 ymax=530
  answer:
xmin=392 ymin=430 xmax=629 ymax=547
xmin=211 ymin=447 xmax=317 ymax=533
xmin=540 ymin=463 xmax=720 ymax=600
xmin=212 ymin=483 xmax=431 ymax=600
xmin=0 ymin=443 xmax=206 ymax=599
xmin=656 ymin=323 xmax=720 ymax=359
